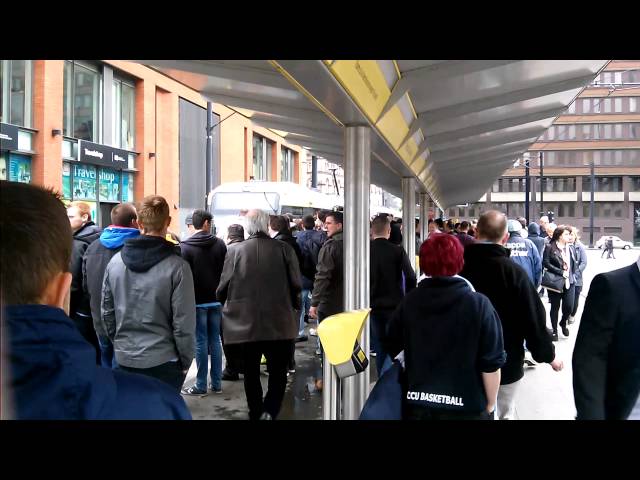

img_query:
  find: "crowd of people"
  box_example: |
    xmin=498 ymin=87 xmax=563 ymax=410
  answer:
xmin=1 ymin=179 xmax=639 ymax=420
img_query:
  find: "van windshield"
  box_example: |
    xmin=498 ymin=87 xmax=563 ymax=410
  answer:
xmin=212 ymin=192 xmax=280 ymax=215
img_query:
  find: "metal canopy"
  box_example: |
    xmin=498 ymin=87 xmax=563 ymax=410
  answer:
xmin=139 ymin=60 xmax=608 ymax=208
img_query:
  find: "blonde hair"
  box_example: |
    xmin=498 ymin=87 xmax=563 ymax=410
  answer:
xmin=69 ymin=201 xmax=91 ymax=221
xmin=137 ymin=195 xmax=170 ymax=233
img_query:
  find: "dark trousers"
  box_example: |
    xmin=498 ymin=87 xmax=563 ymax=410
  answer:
xmin=370 ymin=309 xmax=393 ymax=377
xmin=571 ymin=285 xmax=583 ymax=317
xmin=71 ymin=311 xmax=100 ymax=365
xmin=118 ymin=361 xmax=186 ymax=392
xmin=221 ymin=330 xmax=244 ymax=375
xmin=240 ymin=340 xmax=291 ymax=420
xmin=549 ymin=284 xmax=575 ymax=333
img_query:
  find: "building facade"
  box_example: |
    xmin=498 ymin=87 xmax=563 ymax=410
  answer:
xmin=0 ymin=60 xmax=306 ymax=238
xmin=454 ymin=60 xmax=640 ymax=245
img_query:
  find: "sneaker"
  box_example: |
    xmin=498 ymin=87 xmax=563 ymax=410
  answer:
xmin=259 ymin=412 xmax=273 ymax=420
xmin=181 ymin=385 xmax=208 ymax=396
xmin=288 ymin=368 xmax=296 ymax=373
xmin=370 ymin=351 xmax=377 ymax=357
xmin=524 ymin=351 xmax=537 ymax=366
xmin=295 ymin=335 xmax=308 ymax=343
xmin=309 ymin=328 xmax=318 ymax=337
xmin=551 ymin=332 xmax=559 ymax=342
xmin=209 ymin=385 xmax=223 ymax=394
xmin=562 ymin=326 xmax=570 ymax=337
xmin=567 ymin=315 xmax=575 ymax=325
xmin=315 ymin=348 xmax=322 ymax=355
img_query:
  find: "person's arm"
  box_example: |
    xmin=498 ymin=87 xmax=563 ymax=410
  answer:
xmin=482 ymin=370 xmax=501 ymax=414
xmin=520 ymin=275 xmax=556 ymax=364
xmin=171 ymin=261 xmax=196 ymax=372
xmin=573 ymin=273 xmax=616 ymax=420
xmin=284 ymin=244 xmax=303 ymax=310
xmin=401 ymin=250 xmax=417 ymax=293
xmin=215 ymin=248 xmax=235 ymax=306
xmin=101 ymin=265 xmax=116 ymax=341
xmin=531 ymin=242 xmax=542 ymax=288
xmin=579 ymin=244 xmax=588 ymax=273
xmin=311 ymin=244 xmax=334 ymax=308
xmin=382 ymin=302 xmax=405 ymax=359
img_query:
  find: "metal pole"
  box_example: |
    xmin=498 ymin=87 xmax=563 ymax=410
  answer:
xmin=205 ymin=102 xmax=213 ymax=208
xmin=341 ymin=125 xmax=370 ymax=420
xmin=311 ymin=155 xmax=318 ymax=188
xmin=402 ymin=178 xmax=416 ymax=267
xmin=539 ymin=151 xmax=544 ymax=219
xmin=419 ymin=192 xmax=429 ymax=252
xmin=322 ymin=350 xmax=338 ymax=420
xmin=589 ymin=159 xmax=595 ymax=248
xmin=525 ymin=158 xmax=530 ymax=225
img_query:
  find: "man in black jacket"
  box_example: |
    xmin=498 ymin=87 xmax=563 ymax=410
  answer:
xmin=67 ymin=201 xmax=102 ymax=362
xmin=460 ymin=210 xmax=563 ymax=419
xmin=573 ymin=257 xmax=640 ymax=419
xmin=180 ymin=209 xmax=227 ymax=395
xmin=370 ymin=214 xmax=417 ymax=375
xmin=83 ymin=202 xmax=139 ymax=368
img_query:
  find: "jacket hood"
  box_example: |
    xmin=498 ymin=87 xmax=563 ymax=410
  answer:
xmin=528 ymin=223 xmax=541 ymax=236
xmin=100 ymin=227 xmax=140 ymax=250
xmin=181 ymin=230 xmax=217 ymax=248
xmin=417 ymin=276 xmax=475 ymax=314
xmin=121 ymin=235 xmax=178 ymax=272
xmin=74 ymin=222 xmax=102 ymax=243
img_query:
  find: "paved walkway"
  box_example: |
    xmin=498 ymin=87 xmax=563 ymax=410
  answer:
xmin=182 ymin=248 xmax=639 ymax=420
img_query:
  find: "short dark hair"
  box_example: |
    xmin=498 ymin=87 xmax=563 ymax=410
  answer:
xmin=318 ymin=210 xmax=331 ymax=222
xmin=325 ymin=211 xmax=343 ymax=225
xmin=477 ymin=210 xmax=507 ymax=243
xmin=1 ymin=181 xmax=72 ymax=305
xmin=191 ymin=209 xmax=212 ymax=229
xmin=227 ymin=223 xmax=245 ymax=240
xmin=269 ymin=215 xmax=289 ymax=235
xmin=371 ymin=215 xmax=390 ymax=235
xmin=446 ymin=219 xmax=455 ymax=231
xmin=435 ymin=218 xmax=444 ymax=229
xmin=302 ymin=215 xmax=315 ymax=230
xmin=460 ymin=221 xmax=470 ymax=230
xmin=551 ymin=225 xmax=571 ymax=243
xmin=110 ymin=202 xmax=137 ymax=227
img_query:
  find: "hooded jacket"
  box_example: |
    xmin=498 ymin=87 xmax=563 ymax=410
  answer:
xmin=100 ymin=235 xmax=196 ymax=370
xmin=460 ymin=243 xmax=555 ymax=385
xmin=180 ymin=230 xmax=227 ymax=305
xmin=505 ymin=230 xmax=542 ymax=287
xmin=83 ymin=226 xmax=140 ymax=337
xmin=274 ymin=231 xmax=304 ymax=273
xmin=70 ymin=221 xmax=102 ymax=316
xmin=296 ymin=228 xmax=326 ymax=290
xmin=311 ymin=231 xmax=344 ymax=316
xmin=527 ymin=223 xmax=545 ymax=257
xmin=384 ymin=276 xmax=506 ymax=414
xmin=5 ymin=305 xmax=191 ymax=420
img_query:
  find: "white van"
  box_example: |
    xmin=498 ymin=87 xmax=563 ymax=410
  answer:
xmin=207 ymin=181 xmax=340 ymax=240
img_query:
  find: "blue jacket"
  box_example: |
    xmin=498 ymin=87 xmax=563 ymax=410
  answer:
xmin=5 ymin=305 xmax=191 ymax=420
xmin=506 ymin=232 xmax=542 ymax=287
xmin=572 ymin=241 xmax=588 ymax=287
xmin=296 ymin=229 xmax=326 ymax=290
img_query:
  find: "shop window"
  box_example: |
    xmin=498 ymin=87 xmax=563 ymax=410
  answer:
xmin=64 ymin=61 xmax=101 ymax=142
xmin=0 ymin=60 xmax=32 ymax=127
xmin=71 ymin=163 xmax=97 ymax=201
xmin=98 ymin=167 xmax=121 ymax=202
xmin=281 ymin=146 xmax=294 ymax=182
xmin=122 ymin=172 xmax=134 ymax=202
xmin=0 ymin=153 xmax=32 ymax=183
xmin=113 ymin=78 xmax=135 ymax=150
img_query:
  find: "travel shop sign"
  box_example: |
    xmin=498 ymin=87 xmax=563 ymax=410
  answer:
xmin=77 ymin=140 xmax=130 ymax=169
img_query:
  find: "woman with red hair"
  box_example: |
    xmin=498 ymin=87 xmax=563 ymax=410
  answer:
xmin=383 ymin=233 xmax=506 ymax=420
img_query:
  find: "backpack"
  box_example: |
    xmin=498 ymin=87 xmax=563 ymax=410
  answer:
xmin=301 ymin=232 xmax=322 ymax=280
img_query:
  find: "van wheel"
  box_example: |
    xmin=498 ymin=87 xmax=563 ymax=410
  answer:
xmin=623 ymin=245 xmax=630 ymax=250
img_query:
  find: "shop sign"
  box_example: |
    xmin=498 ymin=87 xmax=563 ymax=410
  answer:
xmin=0 ymin=123 xmax=19 ymax=151
xmin=78 ymin=140 xmax=129 ymax=168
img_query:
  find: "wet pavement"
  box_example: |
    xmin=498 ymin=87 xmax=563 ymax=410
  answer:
xmin=182 ymin=248 xmax=639 ymax=420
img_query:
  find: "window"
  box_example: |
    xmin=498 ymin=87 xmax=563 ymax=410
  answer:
xmin=614 ymin=98 xmax=622 ymax=113
xmin=604 ymin=227 xmax=623 ymax=234
xmin=567 ymin=102 xmax=576 ymax=114
xmin=630 ymin=98 xmax=637 ymax=113
xmin=582 ymin=177 xmax=623 ymax=192
xmin=583 ymin=98 xmax=591 ymax=113
xmin=557 ymin=203 xmax=575 ymax=218
xmin=0 ymin=60 xmax=32 ymax=127
xmin=0 ymin=152 xmax=31 ymax=183
xmin=468 ymin=206 xmax=477 ymax=218
xmin=112 ymin=78 xmax=135 ymax=150
xmin=281 ymin=146 xmax=294 ymax=182
xmin=604 ymin=98 xmax=612 ymax=113
xmin=63 ymin=61 xmax=101 ymax=142
xmin=71 ymin=163 xmax=97 ymax=201
xmin=632 ymin=177 xmax=640 ymax=191
xmin=252 ymin=134 xmax=273 ymax=180
xmin=535 ymin=177 xmax=575 ymax=192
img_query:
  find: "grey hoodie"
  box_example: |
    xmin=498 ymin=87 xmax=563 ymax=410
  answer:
xmin=101 ymin=235 xmax=196 ymax=370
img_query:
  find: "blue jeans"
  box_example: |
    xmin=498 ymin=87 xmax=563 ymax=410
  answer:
xmin=98 ymin=335 xmax=118 ymax=369
xmin=299 ymin=289 xmax=311 ymax=336
xmin=370 ymin=310 xmax=392 ymax=378
xmin=195 ymin=303 xmax=222 ymax=391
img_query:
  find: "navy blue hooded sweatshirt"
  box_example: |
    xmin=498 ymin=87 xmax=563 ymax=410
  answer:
xmin=4 ymin=305 xmax=191 ymax=420
xmin=384 ymin=276 xmax=506 ymax=413
xmin=83 ymin=226 xmax=140 ymax=337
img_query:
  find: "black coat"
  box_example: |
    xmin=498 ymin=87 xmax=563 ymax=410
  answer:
xmin=70 ymin=222 xmax=102 ymax=316
xmin=543 ymin=241 xmax=576 ymax=285
xmin=384 ymin=276 xmax=506 ymax=414
xmin=460 ymin=243 xmax=555 ymax=384
xmin=274 ymin=232 xmax=303 ymax=272
xmin=573 ymin=261 xmax=640 ymax=419
xmin=180 ymin=231 xmax=227 ymax=305
xmin=311 ymin=231 xmax=344 ymax=316
xmin=370 ymin=238 xmax=416 ymax=312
